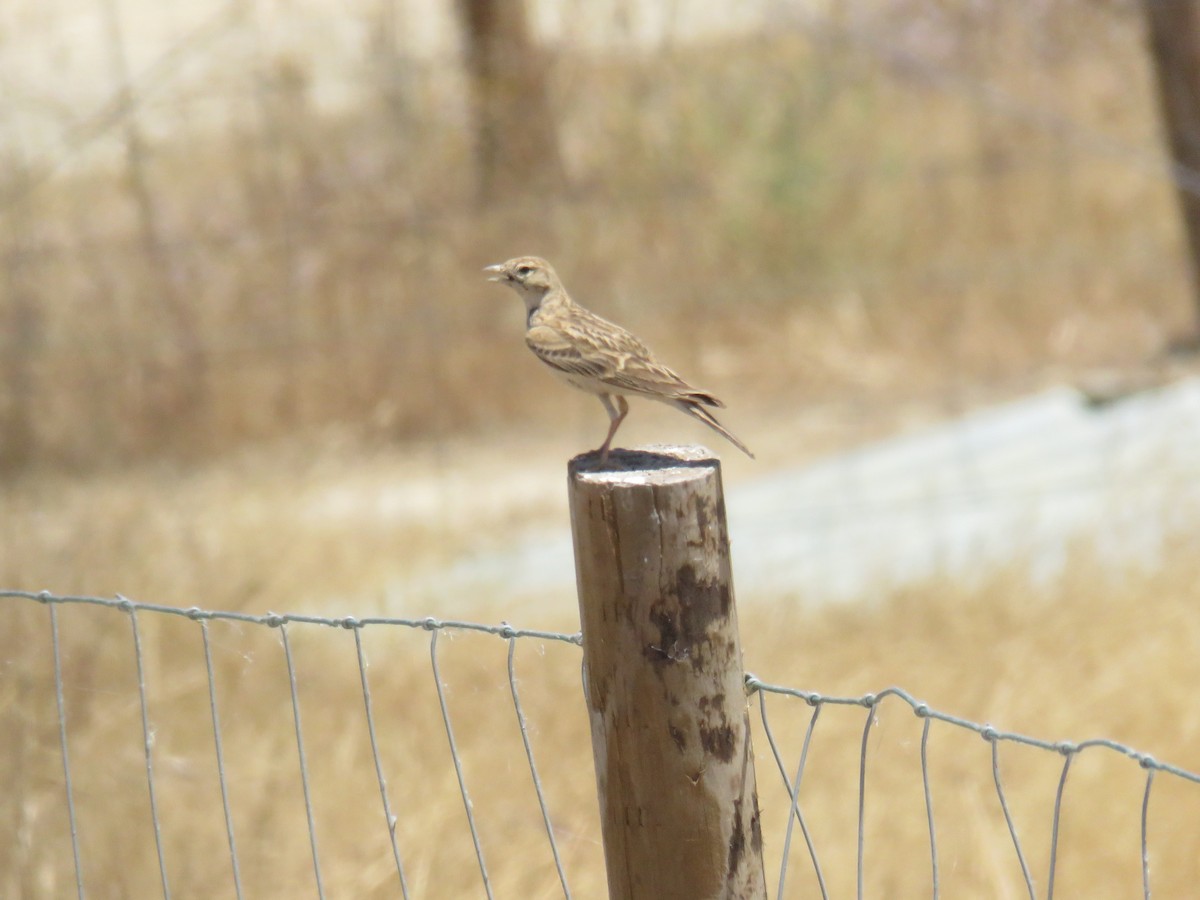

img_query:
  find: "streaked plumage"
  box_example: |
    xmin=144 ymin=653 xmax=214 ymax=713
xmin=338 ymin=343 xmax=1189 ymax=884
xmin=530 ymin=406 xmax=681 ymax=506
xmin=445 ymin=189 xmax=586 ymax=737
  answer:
xmin=484 ymin=255 xmax=753 ymax=463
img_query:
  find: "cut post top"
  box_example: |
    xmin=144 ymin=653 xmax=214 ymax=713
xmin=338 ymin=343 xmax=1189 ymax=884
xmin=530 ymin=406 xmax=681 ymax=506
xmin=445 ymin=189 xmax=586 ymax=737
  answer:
xmin=568 ymin=444 xmax=720 ymax=484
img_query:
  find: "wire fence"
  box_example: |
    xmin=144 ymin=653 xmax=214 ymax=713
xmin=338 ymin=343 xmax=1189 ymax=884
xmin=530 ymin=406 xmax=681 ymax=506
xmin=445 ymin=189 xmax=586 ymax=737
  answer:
xmin=4 ymin=3 xmax=1199 ymax=894
xmin=3 ymin=588 xmax=1198 ymax=898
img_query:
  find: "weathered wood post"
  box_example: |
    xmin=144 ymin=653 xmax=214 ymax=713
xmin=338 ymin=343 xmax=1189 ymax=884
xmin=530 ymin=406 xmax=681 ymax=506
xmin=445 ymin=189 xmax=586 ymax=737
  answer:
xmin=568 ymin=446 xmax=766 ymax=900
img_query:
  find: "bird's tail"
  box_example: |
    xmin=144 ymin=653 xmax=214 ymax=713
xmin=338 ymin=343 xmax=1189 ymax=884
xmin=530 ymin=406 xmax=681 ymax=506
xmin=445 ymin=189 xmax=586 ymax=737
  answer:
xmin=675 ymin=399 xmax=755 ymax=459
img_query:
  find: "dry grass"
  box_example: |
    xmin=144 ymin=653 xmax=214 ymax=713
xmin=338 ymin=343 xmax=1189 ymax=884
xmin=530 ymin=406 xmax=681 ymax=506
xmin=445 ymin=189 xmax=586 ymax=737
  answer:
xmin=2 ymin=456 xmax=1199 ymax=896
xmin=746 ymin=542 xmax=1200 ymax=896
xmin=3 ymin=2 xmax=1200 ymax=896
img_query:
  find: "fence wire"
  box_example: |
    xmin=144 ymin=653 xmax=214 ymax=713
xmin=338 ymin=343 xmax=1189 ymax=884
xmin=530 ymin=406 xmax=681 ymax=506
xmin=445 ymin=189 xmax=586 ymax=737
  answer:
xmin=746 ymin=676 xmax=1200 ymax=900
xmin=4 ymin=589 xmax=581 ymax=899
xmin=3 ymin=588 xmax=1198 ymax=898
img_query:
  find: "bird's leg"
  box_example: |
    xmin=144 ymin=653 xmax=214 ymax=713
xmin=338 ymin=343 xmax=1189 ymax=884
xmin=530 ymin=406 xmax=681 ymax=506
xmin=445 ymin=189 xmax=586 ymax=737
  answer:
xmin=596 ymin=394 xmax=629 ymax=464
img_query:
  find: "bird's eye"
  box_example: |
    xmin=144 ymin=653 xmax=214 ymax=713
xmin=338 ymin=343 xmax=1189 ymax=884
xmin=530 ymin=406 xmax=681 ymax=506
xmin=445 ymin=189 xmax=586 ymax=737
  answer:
xmin=516 ymin=265 xmax=534 ymax=277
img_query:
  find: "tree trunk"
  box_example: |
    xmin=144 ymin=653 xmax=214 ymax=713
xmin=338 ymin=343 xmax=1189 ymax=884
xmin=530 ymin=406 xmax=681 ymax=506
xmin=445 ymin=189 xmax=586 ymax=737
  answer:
xmin=1143 ymin=0 xmax=1200 ymax=339
xmin=455 ymin=0 xmax=567 ymax=203
xmin=100 ymin=0 xmax=208 ymax=448
xmin=0 ymin=162 xmax=39 ymax=473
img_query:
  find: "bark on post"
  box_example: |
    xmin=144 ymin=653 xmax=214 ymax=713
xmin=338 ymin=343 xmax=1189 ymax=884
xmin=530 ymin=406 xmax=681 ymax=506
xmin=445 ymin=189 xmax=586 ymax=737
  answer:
xmin=568 ymin=447 xmax=766 ymax=900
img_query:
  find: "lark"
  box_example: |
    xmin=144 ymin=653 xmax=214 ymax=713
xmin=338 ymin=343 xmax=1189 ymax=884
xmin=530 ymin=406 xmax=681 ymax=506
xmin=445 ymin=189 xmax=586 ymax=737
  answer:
xmin=484 ymin=256 xmax=753 ymax=464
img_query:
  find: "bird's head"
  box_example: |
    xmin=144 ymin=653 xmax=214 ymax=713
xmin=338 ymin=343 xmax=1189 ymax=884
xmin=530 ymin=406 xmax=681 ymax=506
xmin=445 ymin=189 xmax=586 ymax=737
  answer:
xmin=483 ymin=256 xmax=561 ymax=308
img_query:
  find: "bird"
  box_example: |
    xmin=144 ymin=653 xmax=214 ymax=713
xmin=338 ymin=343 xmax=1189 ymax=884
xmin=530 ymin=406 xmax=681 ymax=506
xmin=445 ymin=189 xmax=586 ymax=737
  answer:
xmin=484 ymin=256 xmax=753 ymax=464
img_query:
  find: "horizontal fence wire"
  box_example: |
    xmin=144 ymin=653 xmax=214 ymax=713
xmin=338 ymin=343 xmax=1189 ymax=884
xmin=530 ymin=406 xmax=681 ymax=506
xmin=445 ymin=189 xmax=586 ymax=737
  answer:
xmin=745 ymin=676 xmax=1200 ymax=900
xmin=0 ymin=588 xmax=583 ymax=644
xmin=2 ymin=589 xmax=582 ymax=900
xmin=743 ymin=677 xmax=1200 ymax=786
xmin=3 ymin=589 xmax=1199 ymax=899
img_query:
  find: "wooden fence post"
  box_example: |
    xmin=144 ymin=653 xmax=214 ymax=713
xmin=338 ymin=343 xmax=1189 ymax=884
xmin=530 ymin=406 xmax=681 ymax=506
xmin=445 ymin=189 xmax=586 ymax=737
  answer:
xmin=568 ymin=446 xmax=766 ymax=900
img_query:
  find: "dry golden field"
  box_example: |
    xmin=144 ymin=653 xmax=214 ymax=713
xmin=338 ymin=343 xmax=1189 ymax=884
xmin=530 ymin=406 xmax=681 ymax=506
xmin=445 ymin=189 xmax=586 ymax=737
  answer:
xmin=3 ymin=501 xmax=1200 ymax=897
xmin=4 ymin=1 xmax=1200 ymax=897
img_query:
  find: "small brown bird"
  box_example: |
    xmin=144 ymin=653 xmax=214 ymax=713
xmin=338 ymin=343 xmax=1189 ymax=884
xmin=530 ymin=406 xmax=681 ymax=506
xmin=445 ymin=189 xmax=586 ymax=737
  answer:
xmin=484 ymin=256 xmax=753 ymax=464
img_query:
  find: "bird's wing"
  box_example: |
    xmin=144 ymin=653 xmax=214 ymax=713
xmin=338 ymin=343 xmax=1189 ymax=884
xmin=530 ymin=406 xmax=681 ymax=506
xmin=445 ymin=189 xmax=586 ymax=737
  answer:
xmin=528 ymin=308 xmax=713 ymax=401
xmin=525 ymin=324 xmax=612 ymax=381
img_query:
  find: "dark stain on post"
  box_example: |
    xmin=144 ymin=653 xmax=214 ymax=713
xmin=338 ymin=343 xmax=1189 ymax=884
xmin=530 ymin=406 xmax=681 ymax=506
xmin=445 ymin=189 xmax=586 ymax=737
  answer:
xmin=646 ymin=604 xmax=680 ymax=670
xmin=647 ymin=563 xmax=733 ymax=673
xmin=727 ymin=797 xmax=746 ymax=880
xmin=699 ymin=719 xmax=736 ymax=763
xmin=668 ymin=722 xmax=687 ymax=751
xmin=598 ymin=492 xmax=628 ymax=620
xmin=677 ymin=563 xmax=731 ymax=627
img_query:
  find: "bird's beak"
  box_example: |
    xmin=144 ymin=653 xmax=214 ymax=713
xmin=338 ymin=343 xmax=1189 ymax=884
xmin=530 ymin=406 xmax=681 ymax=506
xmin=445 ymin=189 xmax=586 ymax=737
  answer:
xmin=483 ymin=263 xmax=507 ymax=282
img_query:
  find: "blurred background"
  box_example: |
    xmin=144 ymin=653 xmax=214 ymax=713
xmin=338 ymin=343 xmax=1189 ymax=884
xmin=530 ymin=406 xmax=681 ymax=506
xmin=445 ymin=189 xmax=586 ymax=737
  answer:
xmin=4 ymin=1 xmax=1200 ymax=894
xmin=3 ymin=0 xmax=1199 ymax=610
xmin=0 ymin=0 xmax=1194 ymax=462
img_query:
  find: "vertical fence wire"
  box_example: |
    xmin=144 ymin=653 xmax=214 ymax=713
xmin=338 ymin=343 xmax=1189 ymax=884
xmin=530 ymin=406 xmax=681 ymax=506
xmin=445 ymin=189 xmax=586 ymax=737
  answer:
xmin=771 ymin=696 xmax=827 ymax=900
xmin=125 ymin=601 xmax=171 ymax=899
xmin=989 ymin=733 xmax=1037 ymax=899
xmin=279 ymin=621 xmax=325 ymax=900
xmin=429 ymin=628 xmax=493 ymax=900
xmin=48 ymin=602 xmax=85 ymax=900
xmin=1141 ymin=768 xmax=1155 ymax=900
xmin=1046 ymin=750 xmax=1074 ymax=900
xmin=920 ymin=715 xmax=940 ymax=900
xmin=350 ymin=623 xmax=410 ymax=898
xmin=197 ymin=616 xmax=243 ymax=899
xmin=857 ymin=699 xmax=878 ymax=900
xmin=10 ymin=594 xmax=1200 ymax=900
xmin=505 ymin=633 xmax=571 ymax=899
